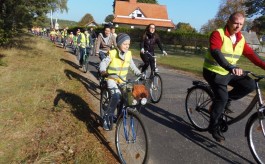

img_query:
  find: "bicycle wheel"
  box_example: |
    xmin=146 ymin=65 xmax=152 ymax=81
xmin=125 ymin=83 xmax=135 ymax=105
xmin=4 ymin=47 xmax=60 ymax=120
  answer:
xmin=83 ymin=55 xmax=89 ymax=73
xmin=149 ymin=74 xmax=162 ymax=103
xmin=100 ymin=88 xmax=110 ymax=120
xmin=115 ymin=109 xmax=149 ymax=164
xmin=185 ymin=86 xmax=212 ymax=131
xmin=247 ymin=114 xmax=265 ymax=164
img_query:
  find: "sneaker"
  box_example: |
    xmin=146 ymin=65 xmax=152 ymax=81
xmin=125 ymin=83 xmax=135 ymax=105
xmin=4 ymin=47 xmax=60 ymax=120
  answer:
xmin=102 ymin=115 xmax=110 ymax=131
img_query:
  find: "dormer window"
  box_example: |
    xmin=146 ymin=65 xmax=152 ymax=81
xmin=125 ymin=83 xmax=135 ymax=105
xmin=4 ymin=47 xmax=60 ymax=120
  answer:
xmin=129 ymin=8 xmax=145 ymax=18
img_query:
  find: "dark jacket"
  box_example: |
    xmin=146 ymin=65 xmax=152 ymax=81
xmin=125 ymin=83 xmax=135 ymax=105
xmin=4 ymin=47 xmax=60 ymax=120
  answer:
xmin=140 ymin=32 xmax=164 ymax=53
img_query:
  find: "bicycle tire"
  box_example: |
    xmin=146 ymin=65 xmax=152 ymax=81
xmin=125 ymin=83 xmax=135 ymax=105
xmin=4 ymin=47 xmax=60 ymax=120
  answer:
xmin=185 ymin=85 xmax=213 ymax=131
xmin=83 ymin=55 xmax=89 ymax=73
xmin=115 ymin=109 xmax=149 ymax=164
xmin=246 ymin=113 xmax=265 ymax=164
xmin=149 ymin=74 xmax=162 ymax=103
xmin=100 ymin=88 xmax=110 ymax=121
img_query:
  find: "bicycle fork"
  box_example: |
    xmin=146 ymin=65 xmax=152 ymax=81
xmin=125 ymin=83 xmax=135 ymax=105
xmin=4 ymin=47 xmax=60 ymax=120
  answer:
xmin=123 ymin=108 xmax=136 ymax=143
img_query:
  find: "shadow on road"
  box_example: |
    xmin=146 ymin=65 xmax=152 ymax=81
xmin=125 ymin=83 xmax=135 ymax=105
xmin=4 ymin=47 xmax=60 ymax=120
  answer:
xmin=142 ymin=103 xmax=253 ymax=163
xmin=53 ymin=89 xmax=119 ymax=161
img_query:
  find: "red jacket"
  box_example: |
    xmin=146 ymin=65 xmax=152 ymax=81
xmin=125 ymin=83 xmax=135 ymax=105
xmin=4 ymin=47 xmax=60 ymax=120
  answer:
xmin=210 ymin=26 xmax=265 ymax=69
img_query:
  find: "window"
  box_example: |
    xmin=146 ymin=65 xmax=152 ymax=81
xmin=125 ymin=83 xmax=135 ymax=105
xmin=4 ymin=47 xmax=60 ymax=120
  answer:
xmin=137 ymin=14 xmax=142 ymax=17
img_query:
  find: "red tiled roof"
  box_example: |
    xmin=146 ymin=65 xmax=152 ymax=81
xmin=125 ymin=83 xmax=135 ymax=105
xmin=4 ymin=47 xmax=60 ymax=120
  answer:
xmin=113 ymin=0 xmax=174 ymax=28
xmin=113 ymin=17 xmax=174 ymax=28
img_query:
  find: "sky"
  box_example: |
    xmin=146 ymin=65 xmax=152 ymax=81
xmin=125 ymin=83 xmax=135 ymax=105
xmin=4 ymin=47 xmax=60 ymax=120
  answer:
xmin=53 ymin=0 xmax=221 ymax=31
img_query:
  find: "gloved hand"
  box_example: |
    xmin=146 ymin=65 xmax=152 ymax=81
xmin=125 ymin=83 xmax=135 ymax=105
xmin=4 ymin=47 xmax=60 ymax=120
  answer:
xmin=162 ymin=50 xmax=167 ymax=56
xmin=101 ymin=71 xmax=108 ymax=77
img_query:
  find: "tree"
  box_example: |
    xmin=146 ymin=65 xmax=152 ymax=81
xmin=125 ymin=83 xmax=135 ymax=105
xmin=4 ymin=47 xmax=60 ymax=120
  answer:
xmin=245 ymin=0 xmax=265 ymax=35
xmin=214 ymin=0 xmax=246 ymax=28
xmin=245 ymin=0 xmax=265 ymax=17
xmin=200 ymin=0 xmax=247 ymax=33
xmin=105 ymin=14 xmax=114 ymax=23
xmin=175 ymin=22 xmax=197 ymax=33
xmin=0 ymin=0 xmax=68 ymax=45
xmin=200 ymin=19 xmax=218 ymax=34
xmin=78 ymin=13 xmax=94 ymax=26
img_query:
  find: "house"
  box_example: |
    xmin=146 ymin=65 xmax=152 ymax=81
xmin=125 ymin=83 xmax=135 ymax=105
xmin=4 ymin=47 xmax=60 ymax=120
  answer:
xmin=241 ymin=30 xmax=260 ymax=51
xmin=113 ymin=0 xmax=175 ymax=31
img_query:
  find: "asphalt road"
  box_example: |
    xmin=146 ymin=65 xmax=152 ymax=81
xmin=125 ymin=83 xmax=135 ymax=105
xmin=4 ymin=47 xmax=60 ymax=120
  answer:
xmin=66 ymin=47 xmax=257 ymax=164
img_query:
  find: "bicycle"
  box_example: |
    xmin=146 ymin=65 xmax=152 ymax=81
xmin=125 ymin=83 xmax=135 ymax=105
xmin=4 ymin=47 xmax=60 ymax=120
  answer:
xmin=76 ymin=47 xmax=90 ymax=73
xmin=139 ymin=51 xmax=163 ymax=103
xmin=185 ymin=71 xmax=265 ymax=164
xmin=100 ymin=73 xmax=150 ymax=164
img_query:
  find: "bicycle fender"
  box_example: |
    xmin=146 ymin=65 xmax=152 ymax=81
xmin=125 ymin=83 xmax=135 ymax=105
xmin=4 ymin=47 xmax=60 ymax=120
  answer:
xmin=245 ymin=112 xmax=258 ymax=137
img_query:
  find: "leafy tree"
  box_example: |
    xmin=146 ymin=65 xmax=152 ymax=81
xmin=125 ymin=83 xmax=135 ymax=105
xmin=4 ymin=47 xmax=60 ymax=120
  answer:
xmin=245 ymin=0 xmax=265 ymax=35
xmin=245 ymin=0 xmax=265 ymax=17
xmin=105 ymin=14 xmax=114 ymax=23
xmin=78 ymin=13 xmax=94 ymax=26
xmin=0 ymin=0 xmax=68 ymax=45
xmin=175 ymin=22 xmax=197 ymax=33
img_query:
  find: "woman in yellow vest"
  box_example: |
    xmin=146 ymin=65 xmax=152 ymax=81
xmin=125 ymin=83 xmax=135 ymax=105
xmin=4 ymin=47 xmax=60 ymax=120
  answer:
xmin=99 ymin=33 xmax=142 ymax=131
xmin=203 ymin=12 xmax=265 ymax=142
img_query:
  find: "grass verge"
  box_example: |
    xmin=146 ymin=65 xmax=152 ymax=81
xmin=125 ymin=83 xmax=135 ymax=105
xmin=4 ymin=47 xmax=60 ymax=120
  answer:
xmin=0 ymin=33 xmax=110 ymax=163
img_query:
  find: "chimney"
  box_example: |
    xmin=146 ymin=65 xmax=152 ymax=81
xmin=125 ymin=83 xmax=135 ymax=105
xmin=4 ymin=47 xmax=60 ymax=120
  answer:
xmin=130 ymin=0 xmax=137 ymax=3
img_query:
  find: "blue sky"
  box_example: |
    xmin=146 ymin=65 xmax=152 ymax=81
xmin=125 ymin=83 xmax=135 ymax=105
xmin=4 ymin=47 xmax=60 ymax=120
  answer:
xmin=54 ymin=0 xmax=221 ymax=30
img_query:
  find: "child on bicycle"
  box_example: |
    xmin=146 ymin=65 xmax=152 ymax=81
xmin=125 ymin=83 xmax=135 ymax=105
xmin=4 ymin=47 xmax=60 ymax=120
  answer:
xmin=99 ymin=33 xmax=142 ymax=131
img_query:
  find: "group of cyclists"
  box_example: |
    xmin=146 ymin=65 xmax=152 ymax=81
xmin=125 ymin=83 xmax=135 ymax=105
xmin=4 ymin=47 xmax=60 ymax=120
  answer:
xmin=49 ymin=11 xmax=265 ymax=145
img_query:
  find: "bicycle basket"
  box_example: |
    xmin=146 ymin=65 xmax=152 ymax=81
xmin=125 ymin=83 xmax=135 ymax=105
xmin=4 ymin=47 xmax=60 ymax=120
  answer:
xmin=122 ymin=84 xmax=148 ymax=106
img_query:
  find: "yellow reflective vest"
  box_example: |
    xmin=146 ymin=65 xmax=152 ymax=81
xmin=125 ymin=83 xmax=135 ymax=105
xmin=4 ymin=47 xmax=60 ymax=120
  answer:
xmin=203 ymin=28 xmax=245 ymax=75
xmin=107 ymin=49 xmax=132 ymax=84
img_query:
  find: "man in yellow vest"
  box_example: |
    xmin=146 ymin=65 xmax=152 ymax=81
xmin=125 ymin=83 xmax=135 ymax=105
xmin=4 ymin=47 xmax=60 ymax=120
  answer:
xmin=99 ymin=33 xmax=142 ymax=130
xmin=203 ymin=11 xmax=265 ymax=142
xmin=77 ymin=29 xmax=91 ymax=66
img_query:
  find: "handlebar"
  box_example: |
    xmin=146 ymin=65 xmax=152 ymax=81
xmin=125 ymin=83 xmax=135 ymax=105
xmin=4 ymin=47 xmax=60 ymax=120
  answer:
xmin=106 ymin=73 xmax=141 ymax=83
xmin=244 ymin=71 xmax=265 ymax=80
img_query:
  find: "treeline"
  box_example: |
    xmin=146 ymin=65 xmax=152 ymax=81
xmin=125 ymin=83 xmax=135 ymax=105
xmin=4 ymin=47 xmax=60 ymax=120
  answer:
xmin=0 ymin=0 xmax=67 ymax=46
xmin=69 ymin=26 xmax=209 ymax=50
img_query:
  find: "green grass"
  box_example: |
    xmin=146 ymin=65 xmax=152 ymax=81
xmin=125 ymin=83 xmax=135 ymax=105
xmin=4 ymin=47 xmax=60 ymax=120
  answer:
xmin=130 ymin=43 xmax=265 ymax=90
xmin=0 ymin=34 xmax=109 ymax=163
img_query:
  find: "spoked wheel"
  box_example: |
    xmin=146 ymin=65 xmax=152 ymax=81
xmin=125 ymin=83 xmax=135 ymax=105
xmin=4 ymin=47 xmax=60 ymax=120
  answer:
xmin=83 ymin=55 xmax=89 ymax=73
xmin=247 ymin=114 xmax=265 ymax=164
xmin=100 ymin=88 xmax=110 ymax=121
xmin=115 ymin=109 xmax=149 ymax=164
xmin=185 ymin=86 xmax=213 ymax=131
xmin=149 ymin=74 xmax=162 ymax=103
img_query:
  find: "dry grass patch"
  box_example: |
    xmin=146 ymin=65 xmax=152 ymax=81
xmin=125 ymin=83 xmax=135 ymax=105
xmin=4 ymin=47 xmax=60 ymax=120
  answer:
xmin=0 ymin=34 xmax=113 ymax=163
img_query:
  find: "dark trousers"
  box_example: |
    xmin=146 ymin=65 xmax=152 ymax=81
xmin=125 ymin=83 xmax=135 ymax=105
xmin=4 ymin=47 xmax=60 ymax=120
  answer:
xmin=203 ymin=68 xmax=255 ymax=130
xmin=79 ymin=47 xmax=86 ymax=65
xmin=99 ymin=51 xmax=107 ymax=61
xmin=140 ymin=52 xmax=155 ymax=73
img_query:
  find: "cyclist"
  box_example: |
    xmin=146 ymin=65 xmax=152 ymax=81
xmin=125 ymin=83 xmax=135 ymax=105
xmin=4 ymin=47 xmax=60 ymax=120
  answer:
xmin=95 ymin=24 xmax=117 ymax=60
xmin=139 ymin=23 xmax=167 ymax=74
xmin=49 ymin=29 xmax=57 ymax=44
xmin=77 ymin=29 xmax=91 ymax=67
xmin=111 ymin=26 xmax=117 ymax=38
xmin=61 ymin=28 xmax=68 ymax=48
xmin=99 ymin=33 xmax=142 ymax=130
xmin=68 ymin=31 xmax=74 ymax=46
xmin=203 ymin=11 xmax=265 ymax=142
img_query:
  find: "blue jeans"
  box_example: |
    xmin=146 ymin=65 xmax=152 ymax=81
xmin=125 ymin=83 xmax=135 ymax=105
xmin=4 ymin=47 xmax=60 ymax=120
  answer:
xmin=79 ymin=47 xmax=86 ymax=65
xmin=99 ymin=51 xmax=107 ymax=61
